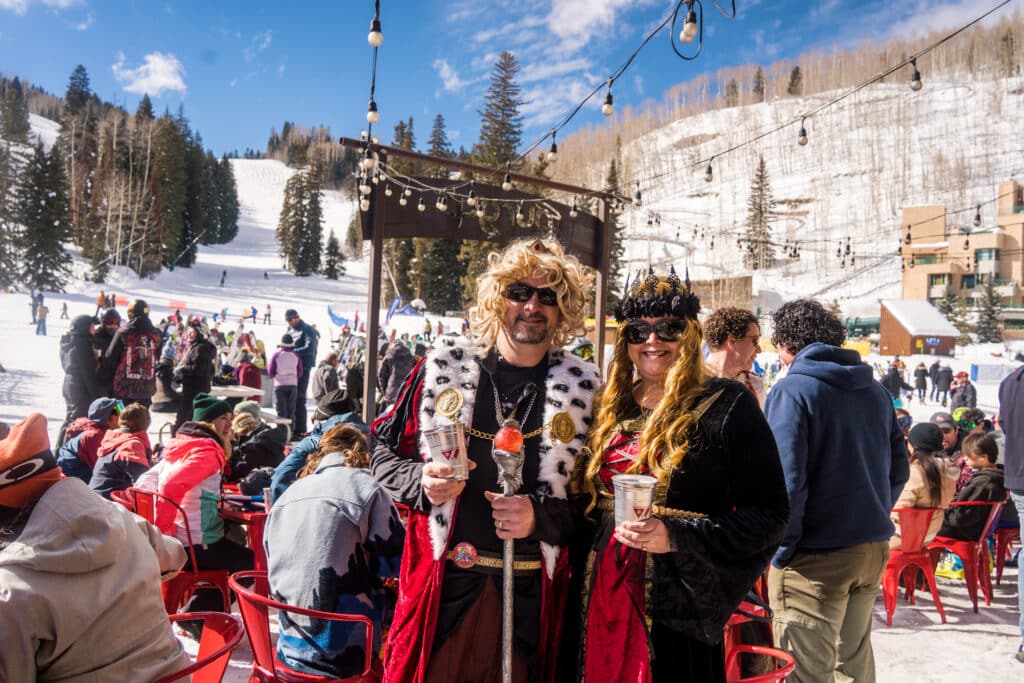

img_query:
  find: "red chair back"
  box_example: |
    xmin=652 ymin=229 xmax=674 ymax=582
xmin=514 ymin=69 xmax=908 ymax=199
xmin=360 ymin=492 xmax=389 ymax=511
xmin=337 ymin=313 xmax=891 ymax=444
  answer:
xmin=928 ymin=500 xmax=1005 ymax=612
xmin=110 ymin=489 xmax=135 ymax=511
xmin=157 ymin=611 xmax=244 ymax=683
xmin=893 ymin=507 xmax=938 ymax=551
xmin=947 ymin=500 xmax=1006 ymax=544
xmin=127 ymin=487 xmax=233 ymax=614
xmin=725 ymin=645 xmax=795 ymax=682
xmin=229 ymin=570 xmax=376 ymax=682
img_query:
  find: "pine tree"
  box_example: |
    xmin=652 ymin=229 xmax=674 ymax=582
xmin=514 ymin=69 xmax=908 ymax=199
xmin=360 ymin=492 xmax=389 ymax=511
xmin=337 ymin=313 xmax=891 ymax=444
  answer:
xmin=999 ymin=28 xmax=1018 ymax=77
xmin=277 ymin=172 xmax=304 ymax=270
xmin=322 ymin=230 xmax=345 ymax=279
xmin=952 ymin=297 xmax=972 ymax=346
xmin=786 ymin=66 xmax=803 ymax=96
xmin=16 ymin=144 xmax=72 ymax=291
xmin=135 ymin=93 xmax=154 ymax=122
xmin=178 ymin=117 xmax=205 ymax=266
xmin=461 ymin=51 xmax=525 ymax=302
xmin=1 ymin=77 xmax=30 ymax=142
xmin=58 ymin=64 xmax=99 ymax=250
xmin=936 ymin=293 xmax=958 ymax=320
xmin=725 ymin=79 xmax=739 ymax=107
xmin=294 ymin=171 xmax=323 ymax=276
xmin=0 ymin=143 xmax=20 ymax=288
xmin=147 ymin=114 xmax=187 ymax=274
xmin=603 ymin=156 xmax=626 ymax=311
xmin=418 ymin=113 xmax=465 ymax=310
xmin=974 ymin=279 xmax=1003 ymax=342
xmin=744 ymin=155 xmax=775 ymax=270
xmin=752 ymin=67 xmax=766 ymax=102
xmin=216 ymin=155 xmax=239 ymax=242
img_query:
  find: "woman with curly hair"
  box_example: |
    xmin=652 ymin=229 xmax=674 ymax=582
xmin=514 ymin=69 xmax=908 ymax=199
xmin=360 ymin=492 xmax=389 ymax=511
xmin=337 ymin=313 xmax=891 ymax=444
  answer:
xmin=566 ymin=268 xmax=790 ymax=683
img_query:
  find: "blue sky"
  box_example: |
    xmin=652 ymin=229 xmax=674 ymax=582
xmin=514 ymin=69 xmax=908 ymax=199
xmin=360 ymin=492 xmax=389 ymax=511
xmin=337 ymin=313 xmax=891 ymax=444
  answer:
xmin=0 ymin=0 xmax=1000 ymax=156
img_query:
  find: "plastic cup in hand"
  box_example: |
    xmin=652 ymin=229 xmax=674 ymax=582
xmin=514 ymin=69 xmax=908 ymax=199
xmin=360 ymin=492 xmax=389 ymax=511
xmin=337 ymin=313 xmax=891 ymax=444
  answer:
xmin=612 ymin=474 xmax=657 ymax=526
xmin=424 ymin=423 xmax=469 ymax=480
xmin=263 ymin=487 xmax=272 ymax=509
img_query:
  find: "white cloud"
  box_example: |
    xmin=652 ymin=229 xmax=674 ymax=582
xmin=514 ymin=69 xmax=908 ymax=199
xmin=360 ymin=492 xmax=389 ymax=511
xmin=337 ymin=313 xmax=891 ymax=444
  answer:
xmin=0 ymin=0 xmax=81 ymax=13
xmin=243 ymin=29 xmax=272 ymax=62
xmin=883 ymin=0 xmax=1005 ymax=39
xmin=546 ymin=0 xmax=658 ymax=53
xmin=74 ymin=11 xmax=92 ymax=31
xmin=520 ymin=57 xmax=591 ymax=84
xmin=112 ymin=51 xmax=186 ymax=96
xmin=433 ymin=58 xmax=468 ymax=92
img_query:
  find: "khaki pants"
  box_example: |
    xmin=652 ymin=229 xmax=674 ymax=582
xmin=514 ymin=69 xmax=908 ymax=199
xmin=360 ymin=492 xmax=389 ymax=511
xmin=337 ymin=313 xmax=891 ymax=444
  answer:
xmin=769 ymin=541 xmax=888 ymax=683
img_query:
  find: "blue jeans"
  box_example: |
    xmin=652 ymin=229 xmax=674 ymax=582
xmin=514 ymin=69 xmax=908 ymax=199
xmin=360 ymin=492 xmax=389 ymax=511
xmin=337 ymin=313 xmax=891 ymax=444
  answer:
xmin=1011 ymin=490 xmax=1024 ymax=644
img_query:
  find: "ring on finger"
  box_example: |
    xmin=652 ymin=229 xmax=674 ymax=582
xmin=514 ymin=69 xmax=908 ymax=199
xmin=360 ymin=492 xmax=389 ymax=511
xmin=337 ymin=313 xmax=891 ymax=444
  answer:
xmin=498 ymin=520 xmax=504 ymax=530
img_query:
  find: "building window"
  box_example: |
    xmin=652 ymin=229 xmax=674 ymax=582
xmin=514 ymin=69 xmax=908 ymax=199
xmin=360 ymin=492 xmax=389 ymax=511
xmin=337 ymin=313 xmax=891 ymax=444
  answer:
xmin=961 ymin=275 xmax=977 ymax=289
xmin=1004 ymin=318 xmax=1024 ymax=330
xmin=975 ymin=248 xmax=1000 ymax=262
xmin=928 ymin=274 xmax=949 ymax=286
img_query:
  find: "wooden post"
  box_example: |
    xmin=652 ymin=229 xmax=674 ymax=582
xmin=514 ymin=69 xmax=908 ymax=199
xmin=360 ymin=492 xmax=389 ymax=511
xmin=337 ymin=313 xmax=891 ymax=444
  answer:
xmin=362 ymin=150 xmax=387 ymax=424
xmin=596 ymin=197 xmax=611 ymax=374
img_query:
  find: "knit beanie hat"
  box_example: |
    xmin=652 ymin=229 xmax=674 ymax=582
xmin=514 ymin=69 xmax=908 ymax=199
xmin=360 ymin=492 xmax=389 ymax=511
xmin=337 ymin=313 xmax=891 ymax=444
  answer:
xmin=908 ymin=423 xmax=944 ymax=453
xmin=88 ymin=397 xmax=121 ymax=423
xmin=192 ymin=392 xmax=232 ymax=423
xmin=279 ymin=334 xmax=294 ymax=348
xmin=232 ymin=412 xmax=259 ymax=435
xmin=313 ymin=388 xmax=355 ymax=422
xmin=234 ymin=400 xmax=262 ymax=422
xmin=0 ymin=413 xmax=63 ymax=509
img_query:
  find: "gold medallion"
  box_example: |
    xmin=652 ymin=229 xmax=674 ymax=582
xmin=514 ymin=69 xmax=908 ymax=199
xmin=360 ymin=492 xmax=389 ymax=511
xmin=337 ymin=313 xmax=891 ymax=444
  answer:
xmin=436 ymin=388 xmax=464 ymax=419
xmin=550 ymin=411 xmax=576 ymax=443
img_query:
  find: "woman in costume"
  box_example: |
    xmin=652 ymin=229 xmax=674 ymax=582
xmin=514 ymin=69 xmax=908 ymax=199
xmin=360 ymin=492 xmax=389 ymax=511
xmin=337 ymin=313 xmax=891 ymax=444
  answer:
xmin=569 ymin=268 xmax=790 ymax=682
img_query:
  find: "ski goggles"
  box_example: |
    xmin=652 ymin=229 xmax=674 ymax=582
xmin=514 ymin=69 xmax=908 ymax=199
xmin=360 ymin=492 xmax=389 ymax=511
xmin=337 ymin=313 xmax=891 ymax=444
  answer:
xmin=897 ymin=415 xmax=913 ymax=429
xmin=572 ymin=344 xmax=594 ymax=361
xmin=112 ymin=400 xmax=125 ymax=416
xmin=622 ymin=319 xmax=686 ymax=345
xmin=503 ymin=283 xmax=559 ymax=307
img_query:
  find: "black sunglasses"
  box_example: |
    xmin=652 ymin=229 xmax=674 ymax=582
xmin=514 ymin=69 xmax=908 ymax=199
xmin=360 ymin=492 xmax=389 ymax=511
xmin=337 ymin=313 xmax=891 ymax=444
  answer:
xmin=503 ymin=283 xmax=559 ymax=306
xmin=622 ymin=319 xmax=686 ymax=344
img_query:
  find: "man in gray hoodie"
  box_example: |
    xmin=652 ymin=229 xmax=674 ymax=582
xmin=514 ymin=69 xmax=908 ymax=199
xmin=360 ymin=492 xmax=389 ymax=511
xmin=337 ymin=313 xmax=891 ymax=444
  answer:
xmin=0 ymin=413 xmax=188 ymax=682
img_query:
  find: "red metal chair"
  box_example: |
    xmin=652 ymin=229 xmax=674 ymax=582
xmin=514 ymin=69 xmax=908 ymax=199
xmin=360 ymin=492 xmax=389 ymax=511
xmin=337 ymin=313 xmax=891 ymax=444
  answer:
xmin=882 ymin=507 xmax=945 ymax=626
xmin=995 ymin=525 xmax=1020 ymax=586
xmin=723 ymin=599 xmax=772 ymax=681
xmin=127 ymin=487 xmax=233 ymax=614
xmin=110 ymin=489 xmax=135 ymax=510
xmin=229 ymin=570 xmax=378 ymax=683
xmin=724 ymin=645 xmax=795 ymax=682
xmin=927 ymin=500 xmax=1005 ymax=613
xmin=157 ymin=611 xmax=245 ymax=683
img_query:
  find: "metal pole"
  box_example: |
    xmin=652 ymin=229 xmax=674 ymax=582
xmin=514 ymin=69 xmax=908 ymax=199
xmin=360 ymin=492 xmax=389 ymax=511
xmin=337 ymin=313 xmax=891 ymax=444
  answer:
xmin=492 ymin=446 xmax=525 ymax=683
xmin=363 ymin=150 xmax=387 ymax=424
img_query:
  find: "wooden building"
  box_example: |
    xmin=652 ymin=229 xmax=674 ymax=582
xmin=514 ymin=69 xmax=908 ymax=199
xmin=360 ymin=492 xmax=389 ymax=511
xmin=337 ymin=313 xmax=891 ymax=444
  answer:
xmin=879 ymin=299 xmax=958 ymax=357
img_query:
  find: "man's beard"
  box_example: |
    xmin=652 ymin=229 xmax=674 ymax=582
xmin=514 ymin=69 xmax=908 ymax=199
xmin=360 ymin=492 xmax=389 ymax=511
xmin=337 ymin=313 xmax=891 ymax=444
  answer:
xmin=509 ymin=315 xmax=551 ymax=344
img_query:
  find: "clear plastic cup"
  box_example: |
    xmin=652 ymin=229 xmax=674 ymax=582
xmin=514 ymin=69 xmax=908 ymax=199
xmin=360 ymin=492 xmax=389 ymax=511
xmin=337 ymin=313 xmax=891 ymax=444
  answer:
xmin=612 ymin=474 xmax=657 ymax=526
xmin=423 ymin=423 xmax=469 ymax=480
xmin=263 ymin=487 xmax=272 ymax=509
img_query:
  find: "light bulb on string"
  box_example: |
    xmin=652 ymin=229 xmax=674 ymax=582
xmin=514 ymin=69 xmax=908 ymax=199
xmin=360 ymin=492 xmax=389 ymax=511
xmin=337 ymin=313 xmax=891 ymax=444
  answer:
xmin=372 ymin=170 xmax=381 ymax=185
xmin=569 ymin=196 xmax=578 ymax=218
xmin=909 ymin=255 xmax=916 ymax=268
xmin=403 ymin=187 xmax=412 ymax=197
xmin=466 ymin=185 xmax=477 ymax=207
xmin=974 ymin=205 xmax=981 ymax=227
xmin=475 ymin=201 xmax=485 ymax=219
xmin=897 ymin=243 xmax=902 ymax=255
xmin=904 ymin=224 xmax=912 ymax=245
xmin=399 ymin=195 xmax=407 ymax=207
xmin=360 ymin=198 xmax=370 ymax=212
xmin=647 ymin=216 xmax=654 ymax=229
xmin=798 ymin=117 xmax=808 ymax=146
xmin=368 ymin=13 xmax=383 ymax=47
xmin=709 ymin=237 xmax=714 ymax=250
xmin=909 ymin=57 xmax=923 ymax=91
xmin=502 ymin=169 xmax=512 ymax=192
xmin=360 ymin=148 xmax=375 ymax=172
xmin=602 ymin=79 xmax=614 ymax=116
xmin=515 ymin=202 xmax=525 ymax=224
xmin=633 ymin=180 xmax=642 ymax=207
xmin=435 ymin=194 xmax=448 ymax=212
xmin=963 ymin=237 xmax=970 ymax=251
xmin=358 ymin=175 xmax=372 ymax=195
xmin=547 ymin=130 xmax=558 ymax=162
xmin=384 ymin=184 xmax=393 ymax=197
xmin=680 ymin=4 xmax=698 ymax=43
xmin=366 ymin=99 xmax=379 ymax=124
xmin=417 ymin=196 xmax=426 ymax=212
xmin=704 ymin=158 xmax=714 ymax=182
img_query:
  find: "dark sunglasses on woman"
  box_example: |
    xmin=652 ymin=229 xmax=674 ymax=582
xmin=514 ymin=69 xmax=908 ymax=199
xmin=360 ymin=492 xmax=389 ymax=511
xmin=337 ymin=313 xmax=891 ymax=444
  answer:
xmin=622 ymin=319 xmax=686 ymax=345
xmin=503 ymin=282 xmax=559 ymax=306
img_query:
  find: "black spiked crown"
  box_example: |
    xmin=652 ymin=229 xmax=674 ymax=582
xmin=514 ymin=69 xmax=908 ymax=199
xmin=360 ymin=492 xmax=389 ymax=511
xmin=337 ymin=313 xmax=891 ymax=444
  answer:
xmin=613 ymin=265 xmax=701 ymax=323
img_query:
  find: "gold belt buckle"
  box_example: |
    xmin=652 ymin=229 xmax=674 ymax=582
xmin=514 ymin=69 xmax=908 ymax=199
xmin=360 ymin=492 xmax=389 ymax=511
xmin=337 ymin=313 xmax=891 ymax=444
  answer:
xmin=450 ymin=541 xmax=478 ymax=569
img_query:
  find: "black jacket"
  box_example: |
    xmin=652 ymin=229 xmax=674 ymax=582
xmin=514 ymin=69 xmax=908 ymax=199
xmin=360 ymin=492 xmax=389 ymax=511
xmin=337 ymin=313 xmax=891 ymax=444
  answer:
xmin=104 ymin=316 xmax=159 ymax=400
xmin=913 ymin=367 xmax=929 ymax=390
xmin=935 ymin=366 xmax=954 ymax=391
xmin=229 ymin=423 xmax=287 ymax=482
xmin=999 ymin=366 xmax=1024 ymax=489
xmin=60 ymin=327 xmax=99 ymax=407
xmin=175 ymin=338 xmax=217 ymax=390
xmin=938 ymin=467 xmax=1005 ymax=540
xmin=950 ymin=381 xmax=977 ymax=410
xmin=880 ymin=368 xmax=911 ymax=398
xmin=929 ymin=361 xmax=940 ymax=383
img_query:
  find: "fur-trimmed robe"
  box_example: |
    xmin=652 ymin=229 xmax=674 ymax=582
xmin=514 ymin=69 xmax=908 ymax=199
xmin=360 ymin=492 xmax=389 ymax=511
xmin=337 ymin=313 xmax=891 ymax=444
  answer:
xmin=372 ymin=338 xmax=599 ymax=683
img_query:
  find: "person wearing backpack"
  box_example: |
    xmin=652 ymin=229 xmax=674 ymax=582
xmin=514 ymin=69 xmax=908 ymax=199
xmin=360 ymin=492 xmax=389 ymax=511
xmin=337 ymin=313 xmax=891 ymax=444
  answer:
xmin=104 ymin=299 xmax=159 ymax=408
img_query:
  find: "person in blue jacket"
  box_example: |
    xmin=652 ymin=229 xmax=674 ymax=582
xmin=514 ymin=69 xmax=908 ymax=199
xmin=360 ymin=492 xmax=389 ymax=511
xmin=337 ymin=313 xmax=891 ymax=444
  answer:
xmin=269 ymin=388 xmax=368 ymax=503
xmin=284 ymin=309 xmax=319 ymax=436
xmin=764 ymin=299 xmax=909 ymax=683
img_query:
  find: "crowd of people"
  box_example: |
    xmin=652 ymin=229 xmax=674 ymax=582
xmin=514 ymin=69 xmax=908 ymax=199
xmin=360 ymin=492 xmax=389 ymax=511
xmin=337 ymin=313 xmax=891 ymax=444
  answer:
xmin=2 ymin=240 xmax=1023 ymax=681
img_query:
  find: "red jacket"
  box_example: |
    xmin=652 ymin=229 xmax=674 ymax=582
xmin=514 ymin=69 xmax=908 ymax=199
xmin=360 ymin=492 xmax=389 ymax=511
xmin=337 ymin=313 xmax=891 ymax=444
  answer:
xmin=66 ymin=419 xmax=108 ymax=470
xmin=234 ymin=361 xmax=262 ymax=401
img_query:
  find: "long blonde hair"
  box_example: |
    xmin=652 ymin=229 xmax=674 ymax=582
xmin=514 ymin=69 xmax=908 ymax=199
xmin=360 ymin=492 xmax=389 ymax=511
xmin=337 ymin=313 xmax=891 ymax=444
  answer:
xmin=580 ymin=318 xmax=707 ymax=510
xmin=297 ymin=423 xmax=370 ymax=479
xmin=470 ymin=238 xmax=593 ymax=348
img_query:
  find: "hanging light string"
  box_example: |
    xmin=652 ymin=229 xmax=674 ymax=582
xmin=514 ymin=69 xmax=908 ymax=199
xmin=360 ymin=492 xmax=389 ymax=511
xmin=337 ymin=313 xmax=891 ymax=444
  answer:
xmin=514 ymin=0 xmax=735 ymax=166
xmin=631 ymin=0 xmax=1011 ymax=192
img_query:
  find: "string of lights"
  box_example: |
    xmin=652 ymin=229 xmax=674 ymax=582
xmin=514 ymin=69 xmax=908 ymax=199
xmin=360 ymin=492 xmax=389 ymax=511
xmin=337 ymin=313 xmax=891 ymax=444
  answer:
xmin=634 ymin=0 xmax=1013 ymax=188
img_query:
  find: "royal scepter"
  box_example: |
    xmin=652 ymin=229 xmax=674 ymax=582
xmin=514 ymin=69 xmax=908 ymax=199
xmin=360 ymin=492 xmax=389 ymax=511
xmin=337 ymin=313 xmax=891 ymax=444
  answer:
xmin=493 ymin=420 xmax=526 ymax=683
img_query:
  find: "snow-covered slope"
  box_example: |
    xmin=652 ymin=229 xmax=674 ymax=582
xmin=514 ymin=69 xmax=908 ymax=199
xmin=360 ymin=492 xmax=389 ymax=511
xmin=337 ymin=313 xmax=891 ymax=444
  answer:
xmin=29 ymin=113 xmax=59 ymax=151
xmin=602 ymin=74 xmax=1024 ymax=315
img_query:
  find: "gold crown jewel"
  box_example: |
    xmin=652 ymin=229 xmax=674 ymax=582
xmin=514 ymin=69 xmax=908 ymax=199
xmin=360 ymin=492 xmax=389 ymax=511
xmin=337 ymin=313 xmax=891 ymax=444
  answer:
xmin=613 ymin=265 xmax=700 ymax=322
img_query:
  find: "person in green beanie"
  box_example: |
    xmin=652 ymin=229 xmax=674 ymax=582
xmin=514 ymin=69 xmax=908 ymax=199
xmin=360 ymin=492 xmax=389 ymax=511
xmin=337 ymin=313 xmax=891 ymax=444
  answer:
xmin=135 ymin=392 xmax=254 ymax=619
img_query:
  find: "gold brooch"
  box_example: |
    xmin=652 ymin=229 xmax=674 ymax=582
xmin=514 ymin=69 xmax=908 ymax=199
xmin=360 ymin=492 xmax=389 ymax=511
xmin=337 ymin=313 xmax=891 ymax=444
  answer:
xmin=550 ymin=411 xmax=576 ymax=443
xmin=436 ymin=388 xmax=464 ymax=419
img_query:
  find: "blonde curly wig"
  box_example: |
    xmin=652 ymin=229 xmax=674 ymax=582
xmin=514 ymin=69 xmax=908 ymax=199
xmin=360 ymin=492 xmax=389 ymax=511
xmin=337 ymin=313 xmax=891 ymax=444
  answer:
xmin=470 ymin=238 xmax=593 ymax=348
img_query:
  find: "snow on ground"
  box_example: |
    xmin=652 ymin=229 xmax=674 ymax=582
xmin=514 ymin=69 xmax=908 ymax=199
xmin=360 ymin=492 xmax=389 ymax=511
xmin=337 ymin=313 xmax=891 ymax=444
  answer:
xmin=29 ymin=113 xmax=59 ymax=151
xmin=1 ymin=154 xmax=1021 ymax=679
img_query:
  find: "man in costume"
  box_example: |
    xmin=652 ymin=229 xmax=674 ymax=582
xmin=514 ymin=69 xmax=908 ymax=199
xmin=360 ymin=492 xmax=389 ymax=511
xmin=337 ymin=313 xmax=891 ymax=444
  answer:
xmin=371 ymin=238 xmax=601 ymax=683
